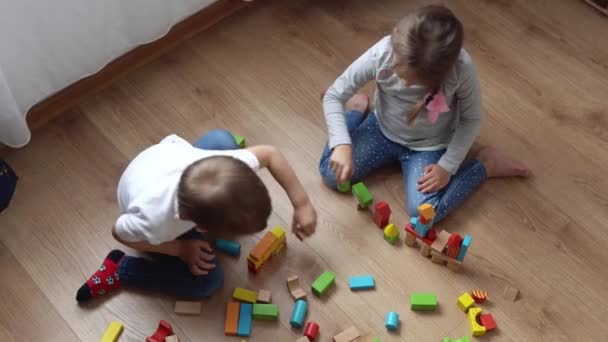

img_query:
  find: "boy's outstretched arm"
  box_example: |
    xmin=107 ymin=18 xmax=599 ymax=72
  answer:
xmin=247 ymin=145 xmax=317 ymax=238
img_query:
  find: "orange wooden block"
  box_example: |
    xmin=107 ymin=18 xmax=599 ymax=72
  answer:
xmin=249 ymin=233 xmax=276 ymax=260
xmin=225 ymin=302 xmax=240 ymax=335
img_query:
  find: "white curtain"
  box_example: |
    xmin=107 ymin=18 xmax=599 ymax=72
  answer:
xmin=0 ymin=0 xmax=217 ymax=148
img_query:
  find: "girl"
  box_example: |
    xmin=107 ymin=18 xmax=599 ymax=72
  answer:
xmin=319 ymin=5 xmax=530 ymax=222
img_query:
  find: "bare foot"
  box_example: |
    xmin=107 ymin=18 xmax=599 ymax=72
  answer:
xmin=320 ymin=90 xmax=370 ymax=114
xmin=477 ymin=146 xmax=532 ymax=178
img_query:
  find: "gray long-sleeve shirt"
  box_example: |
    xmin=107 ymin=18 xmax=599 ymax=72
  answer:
xmin=323 ymin=36 xmax=482 ymax=174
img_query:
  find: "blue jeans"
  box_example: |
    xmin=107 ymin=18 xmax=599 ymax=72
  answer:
xmin=118 ymin=129 xmax=238 ymax=299
xmin=319 ymin=112 xmax=487 ymax=222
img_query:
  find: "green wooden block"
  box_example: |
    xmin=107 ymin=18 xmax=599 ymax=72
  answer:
xmin=233 ymin=134 xmax=246 ymax=148
xmin=311 ymin=271 xmax=336 ymax=296
xmin=352 ymin=182 xmax=373 ymax=208
xmin=252 ymin=303 xmax=279 ymax=320
xmin=337 ymin=180 xmax=351 ymax=193
xmin=384 ymin=234 xmax=398 ymax=244
xmin=372 ymin=338 xmax=382 ymax=342
xmin=410 ymin=293 xmax=438 ymax=311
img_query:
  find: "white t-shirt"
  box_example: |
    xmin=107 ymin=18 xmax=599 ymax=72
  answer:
xmin=115 ymin=134 xmax=260 ymax=245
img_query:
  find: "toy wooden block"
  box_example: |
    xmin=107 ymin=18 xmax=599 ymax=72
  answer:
xmin=214 ymin=238 xmax=241 ymax=256
xmin=404 ymin=226 xmax=417 ymax=246
xmin=348 ymin=275 xmax=375 ymax=290
xmin=304 ymin=321 xmax=320 ymax=340
xmin=174 ymin=301 xmax=201 ymax=315
xmin=333 ymin=326 xmax=361 ymax=342
xmin=257 ymin=289 xmax=272 ymax=303
xmin=233 ymin=134 xmax=246 ymax=148
xmin=372 ymin=201 xmax=391 ymax=228
xmin=296 ymin=337 xmax=311 ymax=342
xmin=252 ymin=303 xmax=279 ymax=320
xmin=479 ymin=313 xmax=497 ymax=331
xmin=372 ymin=338 xmax=382 ymax=342
xmin=247 ymin=226 xmax=286 ymax=273
xmin=290 ymin=299 xmax=308 ymax=328
xmin=146 ymin=320 xmax=173 ymax=342
xmin=383 ymin=223 xmax=399 ymax=244
xmin=431 ymin=250 xmax=449 ymax=264
xmin=430 ymin=230 xmax=451 ymax=254
xmin=337 ymin=180 xmax=351 ymax=193
xmin=311 ymin=271 xmax=335 ymax=297
xmin=385 ymin=311 xmax=399 ymax=331
xmin=410 ymin=293 xmax=438 ymax=311
xmin=468 ymin=307 xmax=486 ymax=336
xmin=237 ymin=303 xmax=253 ymax=337
xmin=287 ymin=275 xmax=307 ymax=301
xmin=233 ymin=287 xmax=257 ymax=303
xmin=446 ymin=233 xmax=463 ymax=259
xmin=352 ymin=182 xmax=373 ymax=209
xmin=456 ymin=235 xmax=472 ymax=262
xmin=457 ymin=293 xmax=475 ymax=312
xmin=443 ymin=337 xmax=470 ymax=342
xmin=419 ymin=243 xmax=431 ymax=257
xmin=503 ymin=285 xmax=519 ymax=301
xmin=225 ymin=302 xmax=240 ymax=336
xmin=446 ymin=258 xmax=462 ymax=272
xmin=100 ymin=321 xmax=123 ymax=342
xmin=417 ymin=203 xmax=436 ymax=221
xmin=471 ymin=290 xmax=488 ymax=304
xmin=165 ymin=336 xmax=179 ymax=342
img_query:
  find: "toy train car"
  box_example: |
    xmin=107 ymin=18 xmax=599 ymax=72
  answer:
xmin=247 ymin=226 xmax=286 ymax=273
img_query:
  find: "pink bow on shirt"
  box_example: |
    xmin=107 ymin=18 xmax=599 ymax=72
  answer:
xmin=425 ymin=91 xmax=450 ymax=124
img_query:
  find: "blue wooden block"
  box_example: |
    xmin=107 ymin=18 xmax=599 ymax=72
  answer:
xmin=414 ymin=218 xmax=430 ymax=237
xmin=237 ymin=303 xmax=252 ymax=337
xmin=385 ymin=311 xmax=399 ymax=331
xmin=215 ymin=238 xmax=241 ymax=256
xmin=457 ymin=235 xmax=472 ymax=262
xmin=349 ymin=275 xmax=375 ymax=290
xmin=289 ymin=300 xmax=308 ymax=328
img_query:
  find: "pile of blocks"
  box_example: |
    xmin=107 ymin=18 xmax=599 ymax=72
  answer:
xmin=225 ymin=287 xmax=279 ymax=337
xmin=457 ymin=291 xmax=497 ymax=337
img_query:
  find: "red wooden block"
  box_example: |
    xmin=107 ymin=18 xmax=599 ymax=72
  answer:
xmin=372 ymin=201 xmax=391 ymax=228
xmin=304 ymin=321 xmax=320 ymax=340
xmin=419 ymin=215 xmax=430 ymax=225
xmin=471 ymin=290 xmax=488 ymax=304
xmin=426 ymin=228 xmax=438 ymax=241
xmin=446 ymin=233 xmax=463 ymax=258
xmin=147 ymin=320 xmax=173 ymax=342
xmin=479 ymin=313 xmax=497 ymax=331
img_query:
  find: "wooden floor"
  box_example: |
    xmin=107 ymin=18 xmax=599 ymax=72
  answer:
xmin=1 ymin=0 xmax=607 ymax=341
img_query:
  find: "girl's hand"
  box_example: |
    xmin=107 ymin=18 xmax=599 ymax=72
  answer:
xmin=417 ymin=164 xmax=451 ymax=194
xmin=292 ymin=200 xmax=317 ymax=239
xmin=330 ymin=144 xmax=354 ymax=184
xmin=178 ymin=240 xmax=216 ymax=276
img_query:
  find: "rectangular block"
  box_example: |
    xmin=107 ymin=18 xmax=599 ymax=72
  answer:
xmin=224 ymin=302 xmax=240 ymax=336
xmin=430 ymin=230 xmax=451 ymax=254
xmin=352 ymin=182 xmax=373 ymax=208
xmin=214 ymin=238 xmax=241 ymax=256
xmin=457 ymin=293 xmax=475 ymax=312
xmin=311 ymin=271 xmax=336 ymax=296
xmin=233 ymin=287 xmax=257 ymax=303
xmin=252 ymin=303 xmax=279 ymax=320
xmin=237 ymin=303 xmax=253 ymax=337
xmin=410 ymin=293 xmax=438 ymax=311
xmin=479 ymin=313 xmax=497 ymax=331
xmin=165 ymin=336 xmax=179 ymax=342
xmin=457 ymin=235 xmax=472 ymax=262
xmin=337 ymin=180 xmax=351 ymax=193
xmin=333 ymin=326 xmax=361 ymax=342
xmin=174 ymin=301 xmax=201 ymax=315
xmin=348 ymin=275 xmax=375 ymax=290
xmin=233 ymin=134 xmax=246 ymax=148
xmin=257 ymin=289 xmax=271 ymax=303
xmin=468 ymin=307 xmax=486 ymax=336
xmin=296 ymin=337 xmax=311 ymax=342
xmin=100 ymin=321 xmax=123 ymax=342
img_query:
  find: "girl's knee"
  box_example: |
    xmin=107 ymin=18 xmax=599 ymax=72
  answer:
xmin=318 ymin=165 xmax=338 ymax=190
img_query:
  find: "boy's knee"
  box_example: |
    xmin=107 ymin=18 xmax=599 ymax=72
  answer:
xmin=190 ymin=262 xmax=224 ymax=299
xmin=197 ymin=129 xmax=239 ymax=150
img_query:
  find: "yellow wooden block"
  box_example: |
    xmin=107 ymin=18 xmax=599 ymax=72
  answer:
xmin=457 ymin=292 xmax=475 ymax=312
xmin=99 ymin=321 xmax=123 ymax=342
xmin=468 ymin=307 xmax=487 ymax=336
xmin=417 ymin=203 xmax=436 ymax=220
xmin=233 ymin=287 xmax=257 ymax=303
xmin=384 ymin=223 xmax=399 ymax=238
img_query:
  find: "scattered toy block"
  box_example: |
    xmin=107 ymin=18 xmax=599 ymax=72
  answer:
xmin=352 ymin=182 xmax=373 ymax=209
xmin=443 ymin=337 xmax=470 ymax=342
xmin=385 ymin=311 xmax=399 ymax=331
xmin=257 ymin=289 xmax=272 ymax=303
xmin=446 ymin=233 xmax=463 ymax=258
xmin=233 ymin=134 xmax=246 ymax=148
xmin=468 ymin=307 xmax=486 ymax=336
xmin=311 ymin=271 xmax=335 ymax=297
xmin=348 ymin=275 xmax=375 ymax=290
xmin=237 ymin=303 xmax=253 ymax=337
xmin=287 ymin=275 xmax=307 ymax=301
xmin=479 ymin=313 xmax=497 ymax=331
xmin=165 ymin=336 xmax=179 ymax=342
xmin=419 ymin=243 xmax=431 ymax=257
xmin=233 ymin=288 xmax=257 ymax=303
xmin=100 ymin=321 xmax=123 ymax=342
xmin=333 ymin=326 xmax=361 ymax=342
xmin=457 ymin=293 xmax=475 ymax=312
xmin=503 ymin=285 xmax=519 ymax=302
xmin=456 ymin=235 xmax=472 ymax=262
xmin=252 ymin=303 xmax=279 ymax=320
xmin=174 ymin=301 xmax=201 ymax=315
xmin=147 ymin=320 xmax=173 ymax=342
xmin=410 ymin=293 xmax=438 ymax=311
xmin=417 ymin=203 xmax=436 ymax=221
xmin=471 ymin=290 xmax=488 ymax=304
xmin=372 ymin=338 xmax=382 ymax=342
xmin=304 ymin=321 xmax=320 ymax=340
xmin=296 ymin=337 xmax=311 ymax=342
xmin=430 ymin=230 xmax=451 ymax=254
xmin=337 ymin=181 xmax=351 ymax=193
xmin=214 ymin=238 xmax=241 ymax=256
xmin=290 ymin=299 xmax=308 ymax=328
xmin=372 ymin=201 xmax=391 ymax=228
xmin=225 ymin=302 xmax=240 ymax=336
xmin=383 ymin=223 xmax=399 ymax=244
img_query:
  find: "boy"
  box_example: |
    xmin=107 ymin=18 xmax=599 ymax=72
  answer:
xmin=76 ymin=130 xmax=316 ymax=301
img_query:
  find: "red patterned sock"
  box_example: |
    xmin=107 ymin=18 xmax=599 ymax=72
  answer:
xmin=76 ymin=250 xmax=125 ymax=302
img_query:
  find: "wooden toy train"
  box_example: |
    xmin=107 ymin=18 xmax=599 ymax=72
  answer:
xmin=247 ymin=226 xmax=286 ymax=273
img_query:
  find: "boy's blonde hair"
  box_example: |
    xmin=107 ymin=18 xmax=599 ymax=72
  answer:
xmin=177 ymin=156 xmax=271 ymax=234
xmin=391 ymin=5 xmax=464 ymax=125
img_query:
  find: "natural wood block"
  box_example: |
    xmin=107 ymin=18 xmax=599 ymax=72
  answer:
xmin=430 ymin=230 xmax=451 ymax=254
xmin=503 ymin=285 xmax=520 ymax=301
xmin=174 ymin=301 xmax=201 ymax=315
xmin=257 ymin=289 xmax=271 ymax=303
xmin=420 ymin=243 xmax=431 ymax=257
xmin=333 ymin=326 xmax=360 ymax=342
xmin=405 ymin=231 xmax=417 ymax=246
xmin=165 ymin=336 xmax=179 ymax=342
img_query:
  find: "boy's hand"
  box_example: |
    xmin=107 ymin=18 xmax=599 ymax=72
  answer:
xmin=178 ymin=240 xmax=216 ymax=276
xmin=330 ymin=145 xmax=354 ymax=184
xmin=292 ymin=200 xmax=317 ymax=239
xmin=417 ymin=164 xmax=451 ymax=194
